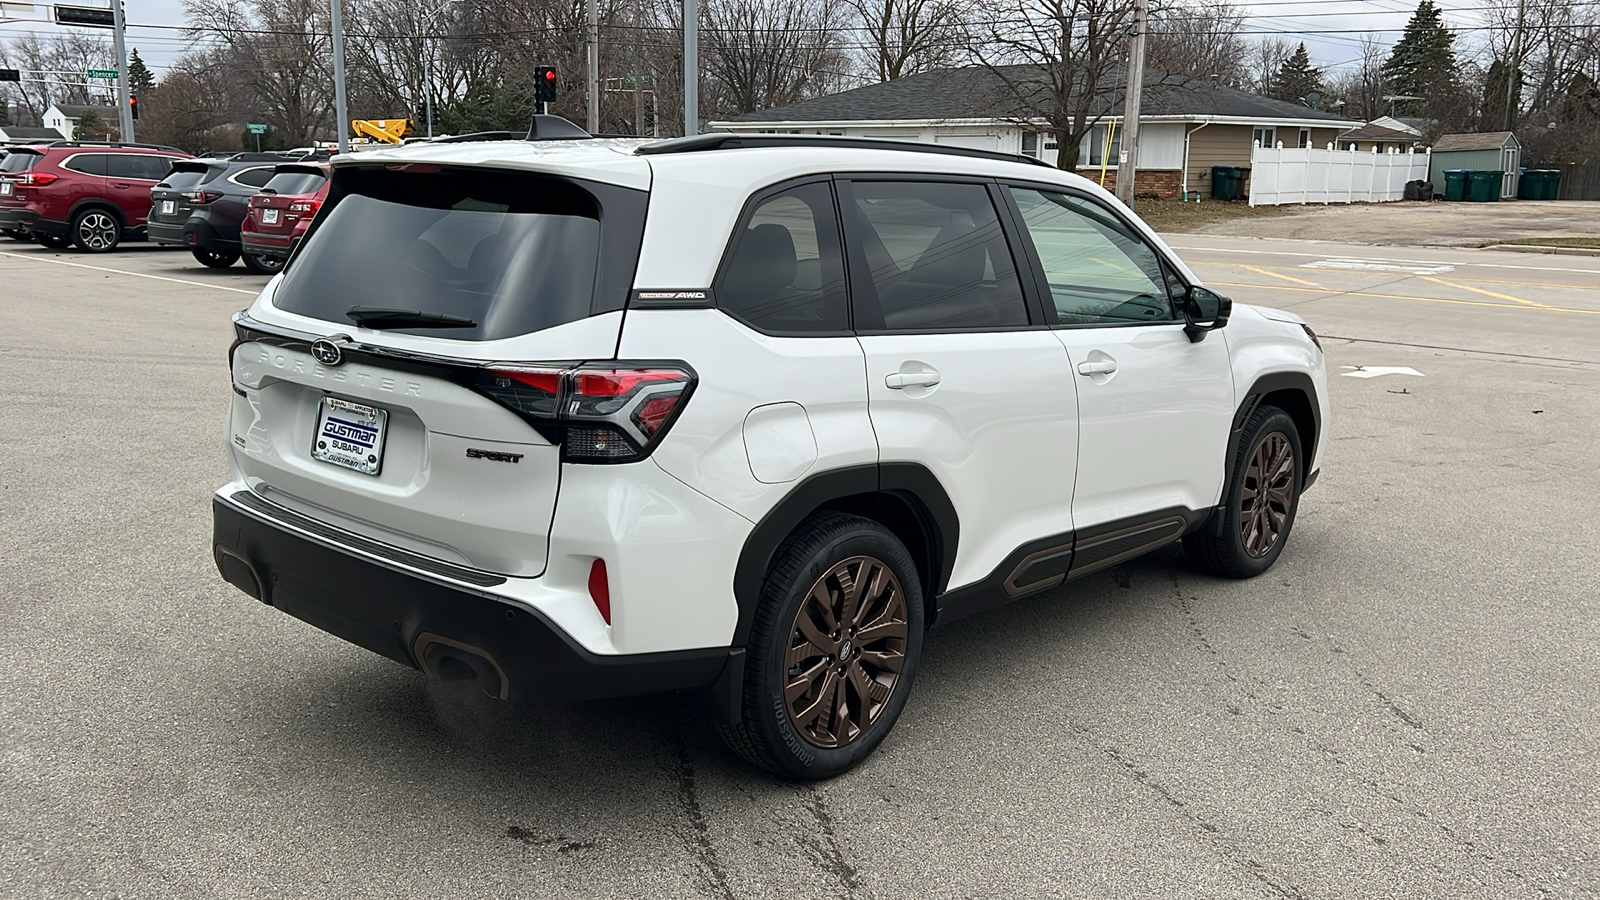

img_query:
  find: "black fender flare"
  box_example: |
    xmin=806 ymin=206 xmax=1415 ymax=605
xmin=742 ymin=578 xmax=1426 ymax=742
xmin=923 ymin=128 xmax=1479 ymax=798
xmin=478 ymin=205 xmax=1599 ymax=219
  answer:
xmin=708 ymin=462 xmax=957 ymax=723
xmin=67 ymin=198 xmax=127 ymax=228
xmin=1207 ymin=370 xmax=1321 ymax=535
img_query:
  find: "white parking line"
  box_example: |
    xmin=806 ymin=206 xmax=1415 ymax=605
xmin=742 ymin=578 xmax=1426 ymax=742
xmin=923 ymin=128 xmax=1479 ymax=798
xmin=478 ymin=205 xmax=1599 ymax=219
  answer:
xmin=0 ymin=250 xmax=260 ymax=295
xmin=1164 ymin=243 xmax=1600 ymax=276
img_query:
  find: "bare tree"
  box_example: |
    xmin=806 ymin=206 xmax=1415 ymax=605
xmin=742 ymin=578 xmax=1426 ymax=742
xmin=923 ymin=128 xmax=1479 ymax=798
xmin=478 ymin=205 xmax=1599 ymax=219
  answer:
xmin=186 ymin=0 xmax=337 ymax=142
xmin=0 ymin=32 xmax=118 ymax=124
xmin=1147 ymin=0 xmax=1248 ymax=87
xmin=970 ymin=0 xmax=1137 ymax=171
xmin=1247 ymin=35 xmax=1295 ymax=96
xmin=700 ymin=0 xmax=855 ymax=116
xmin=848 ymin=0 xmax=965 ymax=82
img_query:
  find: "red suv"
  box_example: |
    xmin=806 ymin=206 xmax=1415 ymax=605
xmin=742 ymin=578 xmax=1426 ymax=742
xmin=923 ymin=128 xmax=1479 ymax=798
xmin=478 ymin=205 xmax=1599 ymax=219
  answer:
xmin=240 ymin=162 xmax=330 ymax=274
xmin=0 ymin=140 xmax=192 ymax=252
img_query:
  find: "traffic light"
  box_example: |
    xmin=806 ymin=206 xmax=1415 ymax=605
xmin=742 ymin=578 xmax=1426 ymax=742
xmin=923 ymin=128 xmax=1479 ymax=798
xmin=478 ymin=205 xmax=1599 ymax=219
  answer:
xmin=129 ymin=94 xmax=138 ymax=120
xmin=0 ymin=68 xmax=20 ymax=83
xmin=534 ymin=67 xmax=557 ymax=104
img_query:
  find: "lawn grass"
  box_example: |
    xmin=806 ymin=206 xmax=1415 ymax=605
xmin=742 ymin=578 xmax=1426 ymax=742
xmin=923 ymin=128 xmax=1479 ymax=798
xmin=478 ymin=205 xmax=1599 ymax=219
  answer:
xmin=1130 ymin=199 xmax=1298 ymax=233
xmin=1489 ymin=236 xmax=1600 ymax=249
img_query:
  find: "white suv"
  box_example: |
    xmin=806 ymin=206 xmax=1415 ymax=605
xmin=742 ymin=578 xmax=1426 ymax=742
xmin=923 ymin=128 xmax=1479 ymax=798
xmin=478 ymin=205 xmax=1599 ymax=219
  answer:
xmin=213 ymin=128 xmax=1328 ymax=779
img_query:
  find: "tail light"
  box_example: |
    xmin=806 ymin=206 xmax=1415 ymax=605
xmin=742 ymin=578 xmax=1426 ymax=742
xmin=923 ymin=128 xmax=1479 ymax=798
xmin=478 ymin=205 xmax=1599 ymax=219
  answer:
xmin=473 ymin=362 xmax=695 ymax=464
xmin=184 ymin=190 xmax=224 ymax=204
xmin=22 ymin=172 xmax=58 ymax=186
xmin=288 ymin=199 xmax=322 ymax=215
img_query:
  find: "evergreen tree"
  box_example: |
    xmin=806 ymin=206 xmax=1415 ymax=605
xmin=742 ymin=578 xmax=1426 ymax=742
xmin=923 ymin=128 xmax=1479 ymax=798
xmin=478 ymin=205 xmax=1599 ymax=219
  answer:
xmin=1479 ymin=59 xmax=1521 ymax=132
xmin=1380 ymin=1 xmax=1458 ymax=114
xmin=127 ymin=49 xmax=156 ymax=95
xmin=73 ymin=108 xmax=107 ymax=140
xmin=1271 ymin=43 xmax=1323 ymax=105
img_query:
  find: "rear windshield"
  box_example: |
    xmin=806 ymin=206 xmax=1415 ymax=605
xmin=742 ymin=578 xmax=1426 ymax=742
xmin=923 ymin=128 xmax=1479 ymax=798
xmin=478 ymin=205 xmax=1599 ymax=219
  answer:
xmin=263 ymin=170 xmax=326 ymax=195
xmin=273 ymin=166 xmax=606 ymax=341
xmin=1 ymin=151 xmax=40 ymax=173
xmin=161 ymin=167 xmax=211 ymax=190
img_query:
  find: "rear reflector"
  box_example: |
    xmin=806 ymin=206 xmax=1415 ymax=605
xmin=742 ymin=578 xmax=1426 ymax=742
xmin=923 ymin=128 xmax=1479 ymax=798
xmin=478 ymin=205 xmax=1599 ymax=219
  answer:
xmin=588 ymin=559 xmax=611 ymax=624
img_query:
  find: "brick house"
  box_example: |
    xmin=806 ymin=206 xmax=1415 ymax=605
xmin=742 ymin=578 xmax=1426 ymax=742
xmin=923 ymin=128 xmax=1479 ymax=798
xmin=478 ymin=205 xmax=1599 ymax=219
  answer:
xmin=710 ymin=67 xmax=1358 ymax=199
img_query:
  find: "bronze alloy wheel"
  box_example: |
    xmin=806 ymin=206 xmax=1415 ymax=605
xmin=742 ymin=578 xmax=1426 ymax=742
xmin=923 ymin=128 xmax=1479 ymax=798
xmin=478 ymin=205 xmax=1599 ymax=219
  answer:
xmin=1240 ymin=432 xmax=1295 ymax=558
xmin=784 ymin=555 xmax=909 ymax=749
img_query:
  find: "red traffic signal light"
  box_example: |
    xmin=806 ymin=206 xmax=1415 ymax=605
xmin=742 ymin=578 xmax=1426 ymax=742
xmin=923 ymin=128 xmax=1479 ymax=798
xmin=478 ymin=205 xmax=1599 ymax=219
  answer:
xmin=534 ymin=66 xmax=557 ymax=103
xmin=129 ymin=94 xmax=139 ymax=120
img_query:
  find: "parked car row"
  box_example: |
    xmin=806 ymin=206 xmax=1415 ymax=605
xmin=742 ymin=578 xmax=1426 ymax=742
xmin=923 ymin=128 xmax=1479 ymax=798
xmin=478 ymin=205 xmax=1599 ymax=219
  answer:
xmin=0 ymin=140 xmax=328 ymax=272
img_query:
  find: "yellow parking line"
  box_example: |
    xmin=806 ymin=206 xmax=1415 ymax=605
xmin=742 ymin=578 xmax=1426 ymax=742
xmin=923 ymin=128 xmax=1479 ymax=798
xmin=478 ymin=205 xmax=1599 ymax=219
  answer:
xmin=1417 ymin=275 xmax=1552 ymax=308
xmin=1206 ymin=281 xmax=1600 ymax=315
xmin=1192 ymin=259 xmax=1596 ymax=292
xmin=1237 ymin=264 xmax=1325 ymax=287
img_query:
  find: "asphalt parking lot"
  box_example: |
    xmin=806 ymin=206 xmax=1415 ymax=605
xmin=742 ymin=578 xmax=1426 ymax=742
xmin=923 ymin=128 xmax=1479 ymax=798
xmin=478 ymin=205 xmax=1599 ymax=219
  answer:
xmin=2 ymin=237 xmax=1597 ymax=899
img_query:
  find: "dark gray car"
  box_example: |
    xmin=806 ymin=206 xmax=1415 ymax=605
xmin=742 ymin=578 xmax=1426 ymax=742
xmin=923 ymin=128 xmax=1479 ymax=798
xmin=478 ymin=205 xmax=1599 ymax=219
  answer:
xmin=147 ymin=152 xmax=308 ymax=268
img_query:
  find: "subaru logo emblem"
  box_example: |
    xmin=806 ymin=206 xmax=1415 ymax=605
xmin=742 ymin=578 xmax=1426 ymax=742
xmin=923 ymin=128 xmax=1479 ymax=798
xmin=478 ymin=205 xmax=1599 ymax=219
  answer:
xmin=311 ymin=338 xmax=343 ymax=367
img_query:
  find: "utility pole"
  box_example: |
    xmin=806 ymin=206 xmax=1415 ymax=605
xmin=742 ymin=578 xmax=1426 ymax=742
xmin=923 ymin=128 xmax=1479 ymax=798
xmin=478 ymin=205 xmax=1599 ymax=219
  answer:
xmin=586 ymin=0 xmax=599 ymax=132
xmin=331 ymin=0 xmax=350 ymax=152
xmin=1114 ymin=0 xmax=1146 ymax=206
xmin=1504 ymin=0 xmax=1526 ymax=132
xmin=683 ymin=0 xmax=697 ymax=136
xmin=110 ymin=0 xmax=134 ymax=141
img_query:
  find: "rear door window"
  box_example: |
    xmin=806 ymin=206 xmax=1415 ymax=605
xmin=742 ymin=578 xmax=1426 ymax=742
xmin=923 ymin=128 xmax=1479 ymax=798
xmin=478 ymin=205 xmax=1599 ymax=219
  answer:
xmin=843 ymin=180 xmax=1030 ymax=331
xmin=272 ymin=165 xmax=638 ymax=341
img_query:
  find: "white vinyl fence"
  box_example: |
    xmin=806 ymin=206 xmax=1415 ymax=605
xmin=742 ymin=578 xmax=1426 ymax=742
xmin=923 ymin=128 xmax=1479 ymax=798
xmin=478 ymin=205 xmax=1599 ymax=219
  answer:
xmin=1249 ymin=142 xmax=1431 ymax=206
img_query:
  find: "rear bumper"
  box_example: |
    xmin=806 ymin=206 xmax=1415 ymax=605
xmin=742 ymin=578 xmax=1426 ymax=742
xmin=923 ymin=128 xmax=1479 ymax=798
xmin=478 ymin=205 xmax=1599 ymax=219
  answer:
xmin=147 ymin=220 xmax=187 ymax=245
xmin=241 ymin=233 xmax=298 ymax=259
xmin=183 ymin=218 xmax=238 ymax=251
xmin=0 ymin=209 xmax=66 ymax=236
xmin=211 ymin=492 xmax=729 ymax=703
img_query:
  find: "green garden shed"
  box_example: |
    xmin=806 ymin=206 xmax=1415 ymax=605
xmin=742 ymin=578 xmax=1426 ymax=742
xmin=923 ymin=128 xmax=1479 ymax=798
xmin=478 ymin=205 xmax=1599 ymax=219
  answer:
xmin=1427 ymin=132 xmax=1522 ymax=200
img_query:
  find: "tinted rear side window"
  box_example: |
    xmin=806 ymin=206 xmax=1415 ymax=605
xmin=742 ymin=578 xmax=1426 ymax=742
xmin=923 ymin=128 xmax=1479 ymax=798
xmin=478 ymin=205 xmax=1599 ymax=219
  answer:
xmin=263 ymin=170 xmax=326 ymax=195
xmin=715 ymin=182 xmax=849 ymax=334
xmin=63 ymin=154 xmax=109 ymax=176
xmin=107 ymin=154 xmax=173 ymax=180
xmin=273 ymin=166 xmax=632 ymax=341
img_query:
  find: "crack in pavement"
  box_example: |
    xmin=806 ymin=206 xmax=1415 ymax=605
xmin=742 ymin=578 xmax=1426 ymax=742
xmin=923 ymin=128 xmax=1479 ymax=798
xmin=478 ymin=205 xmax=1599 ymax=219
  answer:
xmin=669 ymin=712 xmax=737 ymax=900
xmin=796 ymin=790 xmax=870 ymax=900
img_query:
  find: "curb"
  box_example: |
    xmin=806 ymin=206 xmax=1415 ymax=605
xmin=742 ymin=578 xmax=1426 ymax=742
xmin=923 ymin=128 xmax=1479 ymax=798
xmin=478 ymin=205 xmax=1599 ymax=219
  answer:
xmin=1481 ymin=244 xmax=1600 ymax=257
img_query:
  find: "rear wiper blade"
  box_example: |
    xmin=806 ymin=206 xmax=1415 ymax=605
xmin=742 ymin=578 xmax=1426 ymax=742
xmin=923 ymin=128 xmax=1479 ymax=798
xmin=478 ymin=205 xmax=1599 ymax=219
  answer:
xmin=345 ymin=306 xmax=476 ymax=329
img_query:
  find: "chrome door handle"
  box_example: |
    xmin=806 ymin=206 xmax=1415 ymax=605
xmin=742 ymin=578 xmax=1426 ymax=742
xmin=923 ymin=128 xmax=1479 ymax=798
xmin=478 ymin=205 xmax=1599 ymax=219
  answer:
xmin=1077 ymin=360 xmax=1118 ymax=376
xmin=885 ymin=371 xmax=941 ymax=389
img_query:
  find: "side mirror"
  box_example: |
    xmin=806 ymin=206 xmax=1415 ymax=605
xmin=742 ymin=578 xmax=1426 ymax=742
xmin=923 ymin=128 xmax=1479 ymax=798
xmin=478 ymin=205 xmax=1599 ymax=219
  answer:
xmin=1184 ymin=286 xmax=1232 ymax=342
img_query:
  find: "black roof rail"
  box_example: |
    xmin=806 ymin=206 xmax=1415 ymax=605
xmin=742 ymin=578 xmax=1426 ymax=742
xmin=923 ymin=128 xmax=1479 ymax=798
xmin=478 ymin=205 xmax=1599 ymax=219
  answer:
xmin=224 ymin=151 xmax=303 ymax=162
xmin=43 ymin=139 xmax=187 ymax=153
xmin=431 ymin=131 xmax=523 ymax=144
xmin=633 ymin=133 xmax=1056 ymax=169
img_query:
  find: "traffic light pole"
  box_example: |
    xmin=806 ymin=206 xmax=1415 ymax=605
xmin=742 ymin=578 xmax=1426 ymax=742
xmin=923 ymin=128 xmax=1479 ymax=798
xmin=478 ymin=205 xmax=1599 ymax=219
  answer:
xmin=683 ymin=0 xmax=697 ymax=135
xmin=331 ymin=0 xmax=350 ymax=152
xmin=110 ymin=0 xmax=134 ymax=141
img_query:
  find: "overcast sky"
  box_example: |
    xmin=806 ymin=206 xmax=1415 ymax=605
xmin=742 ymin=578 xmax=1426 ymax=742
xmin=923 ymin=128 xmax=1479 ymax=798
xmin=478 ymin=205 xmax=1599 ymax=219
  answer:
xmin=0 ymin=0 xmax=1501 ymax=79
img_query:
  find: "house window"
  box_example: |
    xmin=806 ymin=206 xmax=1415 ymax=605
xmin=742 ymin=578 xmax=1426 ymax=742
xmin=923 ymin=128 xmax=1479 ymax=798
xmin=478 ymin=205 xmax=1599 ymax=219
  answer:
xmin=1298 ymin=129 xmax=1311 ymax=148
xmin=1021 ymin=132 xmax=1037 ymax=155
xmin=1078 ymin=124 xmax=1123 ymax=168
xmin=1253 ymin=127 xmax=1276 ymax=148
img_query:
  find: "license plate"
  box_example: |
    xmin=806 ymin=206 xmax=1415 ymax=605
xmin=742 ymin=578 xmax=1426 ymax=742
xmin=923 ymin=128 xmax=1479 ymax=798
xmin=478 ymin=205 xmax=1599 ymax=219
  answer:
xmin=0 ymin=183 xmax=10 ymax=195
xmin=161 ymin=200 xmax=174 ymax=214
xmin=263 ymin=209 xmax=280 ymax=224
xmin=312 ymin=397 xmax=387 ymax=476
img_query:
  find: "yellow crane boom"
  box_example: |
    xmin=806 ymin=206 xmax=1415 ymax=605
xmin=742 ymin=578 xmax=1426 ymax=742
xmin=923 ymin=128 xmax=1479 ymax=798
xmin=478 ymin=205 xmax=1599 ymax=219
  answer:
xmin=350 ymin=119 xmax=416 ymax=144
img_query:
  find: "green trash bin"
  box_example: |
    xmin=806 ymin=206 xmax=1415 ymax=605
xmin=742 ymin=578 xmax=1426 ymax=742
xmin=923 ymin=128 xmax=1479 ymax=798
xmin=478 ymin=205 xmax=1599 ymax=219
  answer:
xmin=1211 ymin=165 xmax=1244 ymax=200
xmin=1527 ymin=169 xmax=1562 ymax=200
xmin=1543 ymin=169 xmax=1563 ymax=200
xmin=1443 ymin=169 xmax=1469 ymax=201
xmin=1517 ymin=167 xmax=1534 ymax=200
xmin=1467 ymin=170 xmax=1501 ymax=202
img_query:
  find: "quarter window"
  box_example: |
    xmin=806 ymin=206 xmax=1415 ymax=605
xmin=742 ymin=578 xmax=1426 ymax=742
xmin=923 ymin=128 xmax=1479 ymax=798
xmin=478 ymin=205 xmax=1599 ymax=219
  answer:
xmin=232 ymin=166 xmax=276 ymax=188
xmin=1007 ymin=187 xmax=1180 ymax=326
xmin=715 ymin=182 xmax=849 ymax=334
xmin=846 ymin=181 xmax=1028 ymax=331
xmin=62 ymin=154 xmax=110 ymax=176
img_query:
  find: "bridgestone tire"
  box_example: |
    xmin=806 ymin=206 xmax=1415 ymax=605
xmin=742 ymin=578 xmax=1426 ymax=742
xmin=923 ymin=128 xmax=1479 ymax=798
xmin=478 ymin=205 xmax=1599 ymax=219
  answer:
xmin=241 ymin=251 xmax=283 ymax=275
xmin=1184 ymin=406 xmax=1304 ymax=578
xmin=192 ymin=247 xmax=241 ymax=268
xmin=717 ymin=512 xmax=925 ymax=780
